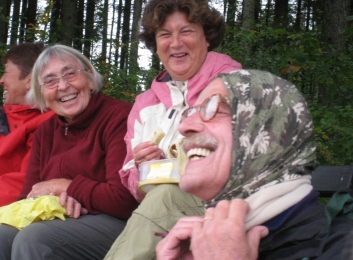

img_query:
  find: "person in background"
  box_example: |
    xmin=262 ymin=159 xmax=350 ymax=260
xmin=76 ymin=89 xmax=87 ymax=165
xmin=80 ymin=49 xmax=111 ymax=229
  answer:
xmin=0 ymin=44 xmax=139 ymax=260
xmin=156 ymin=70 xmax=353 ymax=259
xmin=105 ymin=0 xmax=242 ymax=259
xmin=0 ymin=42 xmax=55 ymax=206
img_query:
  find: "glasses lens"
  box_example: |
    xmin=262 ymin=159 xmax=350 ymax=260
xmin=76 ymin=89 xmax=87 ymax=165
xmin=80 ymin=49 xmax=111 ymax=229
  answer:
xmin=202 ymin=95 xmax=219 ymax=121
xmin=43 ymin=77 xmax=58 ymax=88
xmin=63 ymin=69 xmax=78 ymax=81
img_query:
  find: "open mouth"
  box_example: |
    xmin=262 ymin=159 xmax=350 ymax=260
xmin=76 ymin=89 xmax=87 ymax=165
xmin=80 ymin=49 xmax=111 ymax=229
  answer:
xmin=172 ymin=53 xmax=187 ymax=58
xmin=3 ymin=90 xmax=8 ymax=95
xmin=60 ymin=94 xmax=78 ymax=102
xmin=186 ymin=148 xmax=213 ymax=161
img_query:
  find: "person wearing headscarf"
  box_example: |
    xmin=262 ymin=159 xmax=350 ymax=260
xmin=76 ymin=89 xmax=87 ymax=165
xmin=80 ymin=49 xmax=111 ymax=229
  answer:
xmin=156 ymin=70 xmax=353 ymax=259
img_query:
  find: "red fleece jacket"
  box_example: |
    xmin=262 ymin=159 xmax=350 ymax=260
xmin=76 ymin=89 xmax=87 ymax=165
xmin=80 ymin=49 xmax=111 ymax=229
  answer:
xmin=0 ymin=105 xmax=54 ymax=206
xmin=20 ymin=93 xmax=139 ymax=220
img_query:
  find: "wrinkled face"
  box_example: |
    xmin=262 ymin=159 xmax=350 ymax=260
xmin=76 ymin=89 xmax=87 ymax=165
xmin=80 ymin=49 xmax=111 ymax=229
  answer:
xmin=0 ymin=60 xmax=30 ymax=105
xmin=39 ymin=56 xmax=94 ymax=123
xmin=156 ymin=12 xmax=210 ymax=81
xmin=178 ymin=78 xmax=232 ymax=201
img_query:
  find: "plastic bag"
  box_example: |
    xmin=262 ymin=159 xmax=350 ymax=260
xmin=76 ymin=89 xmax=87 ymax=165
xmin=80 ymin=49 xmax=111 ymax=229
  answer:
xmin=0 ymin=195 xmax=66 ymax=230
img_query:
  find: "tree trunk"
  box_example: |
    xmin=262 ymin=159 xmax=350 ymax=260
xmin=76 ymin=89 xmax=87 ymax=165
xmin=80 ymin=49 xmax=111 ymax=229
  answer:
xmin=294 ymin=0 xmax=302 ymax=31
xmin=108 ymin=0 xmax=116 ymax=64
xmin=0 ymin=0 xmax=11 ymax=46
xmin=130 ymin=0 xmax=143 ymax=73
xmin=305 ymin=0 xmax=311 ymax=31
xmin=84 ymin=0 xmax=96 ymax=58
xmin=19 ymin=0 xmax=28 ymax=42
xmin=242 ymin=0 xmax=255 ymax=30
xmin=49 ymin=0 xmax=61 ymax=43
xmin=101 ymin=0 xmax=109 ymax=61
xmin=274 ymin=0 xmax=288 ymax=27
xmin=114 ymin=0 xmax=123 ymax=66
xmin=74 ymin=0 xmax=85 ymax=52
xmin=26 ymin=0 xmax=38 ymax=41
xmin=254 ymin=0 xmax=261 ymax=22
xmin=265 ymin=0 xmax=272 ymax=26
xmin=120 ymin=0 xmax=131 ymax=71
xmin=322 ymin=0 xmax=350 ymax=51
xmin=226 ymin=0 xmax=237 ymax=28
xmin=10 ymin=0 xmax=21 ymax=45
xmin=61 ymin=0 xmax=77 ymax=47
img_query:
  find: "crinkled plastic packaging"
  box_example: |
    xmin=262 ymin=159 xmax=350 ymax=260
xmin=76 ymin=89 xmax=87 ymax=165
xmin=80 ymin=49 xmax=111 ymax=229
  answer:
xmin=0 ymin=195 xmax=66 ymax=230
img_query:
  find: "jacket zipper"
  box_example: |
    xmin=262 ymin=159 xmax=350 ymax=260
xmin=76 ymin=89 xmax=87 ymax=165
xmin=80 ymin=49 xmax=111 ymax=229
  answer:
xmin=64 ymin=124 xmax=68 ymax=136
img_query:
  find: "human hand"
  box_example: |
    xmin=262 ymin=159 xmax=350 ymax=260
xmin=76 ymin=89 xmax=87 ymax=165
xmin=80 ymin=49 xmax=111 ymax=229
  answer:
xmin=156 ymin=216 xmax=204 ymax=260
xmin=133 ymin=141 xmax=163 ymax=165
xmin=27 ymin=178 xmax=72 ymax=198
xmin=60 ymin=192 xmax=88 ymax=218
xmin=190 ymin=199 xmax=269 ymax=260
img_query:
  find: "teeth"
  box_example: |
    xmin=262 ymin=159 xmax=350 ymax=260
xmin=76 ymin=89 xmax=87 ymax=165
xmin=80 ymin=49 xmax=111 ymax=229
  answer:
xmin=60 ymin=94 xmax=77 ymax=102
xmin=173 ymin=53 xmax=186 ymax=57
xmin=186 ymin=148 xmax=212 ymax=161
xmin=3 ymin=90 xmax=8 ymax=95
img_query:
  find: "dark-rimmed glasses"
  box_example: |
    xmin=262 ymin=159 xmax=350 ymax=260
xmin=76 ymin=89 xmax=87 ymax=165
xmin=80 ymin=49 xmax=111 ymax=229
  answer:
xmin=181 ymin=93 xmax=230 ymax=122
xmin=40 ymin=69 xmax=85 ymax=89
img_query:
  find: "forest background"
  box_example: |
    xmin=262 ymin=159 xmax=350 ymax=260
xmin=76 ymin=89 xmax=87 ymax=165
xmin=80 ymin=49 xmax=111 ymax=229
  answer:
xmin=0 ymin=0 xmax=352 ymax=166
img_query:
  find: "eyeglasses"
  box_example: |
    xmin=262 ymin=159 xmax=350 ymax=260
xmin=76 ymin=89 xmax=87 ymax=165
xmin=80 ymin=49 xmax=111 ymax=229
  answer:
xmin=181 ymin=93 xmax=230 ymax=122
xmin=40 ymin=69 xmax=85 ymax=89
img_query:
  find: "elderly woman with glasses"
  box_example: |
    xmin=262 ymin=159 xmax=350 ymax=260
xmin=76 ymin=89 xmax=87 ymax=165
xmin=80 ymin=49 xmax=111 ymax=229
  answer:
xmin=0 ymin=44 xmax=139 ymax=260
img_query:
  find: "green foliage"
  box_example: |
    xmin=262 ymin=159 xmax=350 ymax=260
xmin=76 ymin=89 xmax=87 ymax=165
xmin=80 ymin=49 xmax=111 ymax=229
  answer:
xmin=219 ymin=24 xmax=353 ymax=165
xmin=91 ymin=58 xmax=158 ymax=103
xmin=312 ymin=104 xmax=353 ymax=165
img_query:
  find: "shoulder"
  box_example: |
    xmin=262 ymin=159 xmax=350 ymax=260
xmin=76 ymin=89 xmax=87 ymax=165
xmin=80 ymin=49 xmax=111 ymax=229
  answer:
xmin=98 ymin=94 xmax=133 ymax=116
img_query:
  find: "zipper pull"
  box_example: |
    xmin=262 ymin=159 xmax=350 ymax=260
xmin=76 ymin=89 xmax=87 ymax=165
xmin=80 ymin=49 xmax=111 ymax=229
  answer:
xmin=65 ymin=124 xmax=68 ymax=136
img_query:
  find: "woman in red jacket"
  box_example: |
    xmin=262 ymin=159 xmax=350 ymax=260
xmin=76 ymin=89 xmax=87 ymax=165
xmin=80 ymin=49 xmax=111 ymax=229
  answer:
xmin=0 ymin=45 xmax=139 ymax=260
xmin=0 ymin=42 xmax=54 ymax=206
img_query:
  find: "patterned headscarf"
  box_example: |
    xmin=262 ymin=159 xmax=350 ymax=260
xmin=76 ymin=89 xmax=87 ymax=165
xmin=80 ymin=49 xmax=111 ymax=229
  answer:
xmin=204 ymin=70 xmax=317 ymax=208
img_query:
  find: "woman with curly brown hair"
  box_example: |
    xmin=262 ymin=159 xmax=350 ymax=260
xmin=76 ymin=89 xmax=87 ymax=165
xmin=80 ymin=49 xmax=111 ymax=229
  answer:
xmin=105 ymin=0 xmax=242 ymax=259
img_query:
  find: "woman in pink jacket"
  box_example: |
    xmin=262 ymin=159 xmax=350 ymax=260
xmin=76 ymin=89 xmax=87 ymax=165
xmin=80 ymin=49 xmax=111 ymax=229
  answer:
xmin=105 ymin=0 xmax=242 ymax=259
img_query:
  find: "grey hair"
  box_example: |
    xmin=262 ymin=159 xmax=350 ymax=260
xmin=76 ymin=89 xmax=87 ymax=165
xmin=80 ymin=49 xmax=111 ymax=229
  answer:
xmin=26 ymin=44 xmax=103 ymax=111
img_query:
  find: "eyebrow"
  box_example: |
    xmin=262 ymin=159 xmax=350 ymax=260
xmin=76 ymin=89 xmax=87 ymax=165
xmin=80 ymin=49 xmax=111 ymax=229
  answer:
xmin=41 ymin=65 xmax=74 ymax=79
xmin=156 ymin=24 xmax=195 ymax=33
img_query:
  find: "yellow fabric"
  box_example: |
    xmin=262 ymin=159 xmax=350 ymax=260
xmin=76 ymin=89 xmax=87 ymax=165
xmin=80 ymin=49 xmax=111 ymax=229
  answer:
xmin=0 ymin=195 xmax=66 ymax=230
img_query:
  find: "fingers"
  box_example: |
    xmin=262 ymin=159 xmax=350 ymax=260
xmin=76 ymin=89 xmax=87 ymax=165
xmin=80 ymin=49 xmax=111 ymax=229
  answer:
xmin=60 ymin=192 xmax=83 ymax=219
xmin=156 ymin=217 xmax=202 ymax=259
xmin=246 ymin=226 xmax=269 ymax=259
xmin=133 ymin=142 xmax=163 ymax=165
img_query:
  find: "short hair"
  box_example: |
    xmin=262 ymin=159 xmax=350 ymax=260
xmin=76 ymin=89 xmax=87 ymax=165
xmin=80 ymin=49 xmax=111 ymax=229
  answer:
xmin=27 ymin=44 xmax=103 ymax=111
xmin=2 ymin=42 xmax=45 ymax=79
xmin=139 ymin=0 xmax=225 ymax=53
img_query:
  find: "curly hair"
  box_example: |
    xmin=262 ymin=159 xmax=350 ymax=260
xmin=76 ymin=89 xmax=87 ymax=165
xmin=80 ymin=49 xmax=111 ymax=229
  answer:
xmin=139 ymin=0 xmax=225 ymax=53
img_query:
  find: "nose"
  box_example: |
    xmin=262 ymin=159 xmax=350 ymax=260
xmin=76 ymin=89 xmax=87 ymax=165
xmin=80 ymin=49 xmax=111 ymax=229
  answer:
xmin=57 ymin=76 xmax=69 ymax=90
xmin=170 ymin=33 xmax=182 ymax=48
xmin=0 ymin=74 xmax=4 ymax=85
xmin=178 ymin=111 xmax=204 ymax=137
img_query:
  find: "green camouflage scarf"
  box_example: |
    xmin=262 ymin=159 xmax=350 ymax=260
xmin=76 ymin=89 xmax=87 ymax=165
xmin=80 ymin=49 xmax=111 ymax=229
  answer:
xmin=205 ymin=70 xmax=317 ymax=208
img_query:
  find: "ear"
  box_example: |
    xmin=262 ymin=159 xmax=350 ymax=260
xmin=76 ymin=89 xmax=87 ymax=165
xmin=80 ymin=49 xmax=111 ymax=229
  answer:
xmin=25 ymin=74 xmax=32 ymax=90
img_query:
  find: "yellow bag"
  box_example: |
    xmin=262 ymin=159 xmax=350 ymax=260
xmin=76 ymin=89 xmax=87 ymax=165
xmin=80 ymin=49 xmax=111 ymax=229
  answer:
xmin=0 ymin=195 xmax=66 ymax=230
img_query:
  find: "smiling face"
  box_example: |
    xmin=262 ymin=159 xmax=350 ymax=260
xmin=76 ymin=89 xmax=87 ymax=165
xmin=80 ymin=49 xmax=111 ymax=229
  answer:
xmin=0 ymin=60 xmax=30 ymax=105
xmin=39 ymin=56 xmax=93 ymax=123
xmin=178 ymin=78 xmax=232 ymax=201
xmin=155 ymin=11 xmax=210 ymax=81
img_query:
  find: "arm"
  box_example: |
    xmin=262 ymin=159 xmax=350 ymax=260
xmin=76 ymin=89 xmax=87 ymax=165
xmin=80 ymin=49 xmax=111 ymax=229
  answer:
xmin=119 ymin=97 xmax=161 ymax=202
xmin=66 ymin=102 xmax=139 ymax=219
